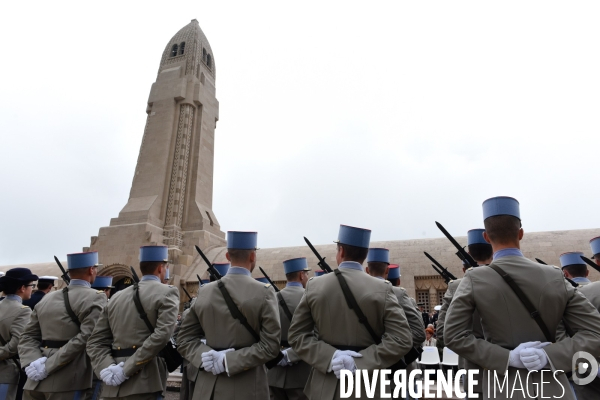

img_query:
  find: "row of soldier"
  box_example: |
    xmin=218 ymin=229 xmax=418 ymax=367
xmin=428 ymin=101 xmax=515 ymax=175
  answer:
xmin=0 ymin=195 xmax=599 ymax=400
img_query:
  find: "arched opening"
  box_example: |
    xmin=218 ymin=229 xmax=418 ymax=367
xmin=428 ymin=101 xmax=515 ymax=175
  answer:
xmin=179 ymin=42 xmax=185 ymax=55
xmin=207 ymin=54 xmax=212 ymax=69
xmin=98 ymin=264 xmax=136 ymax=297
xmin=170 ymin=44 xmax=178 ymax=57
xmin=202 ymin=48 xmax=207 ymax=63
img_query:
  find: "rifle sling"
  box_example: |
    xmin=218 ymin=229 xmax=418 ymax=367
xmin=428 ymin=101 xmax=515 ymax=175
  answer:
xmin=333 ymin=269 xmax=381 ymax=344
xmin=132 ymin=283 xmax=156 ymax=333
xmin=62 ymin=287 xmax=80 ymax=327
xmin=488 ymin=264 xmax=553 ymax=342
xmin=217 ymin=281 xmax=260 ymax=342
xmin=276 ymin=292 xmax=293 ymax=322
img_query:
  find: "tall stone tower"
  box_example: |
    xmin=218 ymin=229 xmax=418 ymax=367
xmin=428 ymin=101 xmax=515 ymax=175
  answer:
xmin=88 ymin=19 xmax=225 ymax=286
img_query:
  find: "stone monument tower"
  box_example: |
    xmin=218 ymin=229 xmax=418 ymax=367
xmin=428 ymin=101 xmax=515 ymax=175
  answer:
xmin=87 ymin=19 xmax=225 ymax=287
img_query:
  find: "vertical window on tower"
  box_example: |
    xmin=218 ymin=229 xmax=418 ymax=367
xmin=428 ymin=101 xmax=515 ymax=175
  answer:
xmin=202 ymin=48 xmax=207 ymax=63
xmin=170 ymin=44 xmax=178 ymax=57
xmin=179 ymin=42 xmax=185 ymax=55
xmin=207 ymin=54 xmax=212 ymax=69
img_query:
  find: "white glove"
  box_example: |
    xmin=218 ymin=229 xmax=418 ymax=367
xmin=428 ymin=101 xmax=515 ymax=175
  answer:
xmin=520 ymin=348 xmax=549 ymax=371
xmin=277 ymin=349 xmax=290 ymax=367
xmin=331 ymin=350 xmax=363 ymax=379
xmin=508 ymin=341 xmax=550 ymax=369
xmin=25 ymin=357 xmax=48 ymax=381
xmin=201 ymin=349 xmax=234 ymax=375
xmin=100 ymin=362 xmax=129 ymax=386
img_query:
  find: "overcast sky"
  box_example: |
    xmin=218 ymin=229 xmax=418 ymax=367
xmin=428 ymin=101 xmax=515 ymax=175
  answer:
xmin=1 ymin=1 xmax=599 ymax=265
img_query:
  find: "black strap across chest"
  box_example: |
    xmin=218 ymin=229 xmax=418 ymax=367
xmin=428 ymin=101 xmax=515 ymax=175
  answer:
xmin=488 ymin=264 xmax=554 ymax=342
xmin=334 ymin=269 xmax=381 ymax=344
xmin=62 ymin=288 xmax=80 ymax=327
xmin=217 ymin=281 xmax=260 ymax=341
xmin=132 ymin=283 xmax=156 ymax=333
xmin=276 ymin=292 xmax=294 ymax=322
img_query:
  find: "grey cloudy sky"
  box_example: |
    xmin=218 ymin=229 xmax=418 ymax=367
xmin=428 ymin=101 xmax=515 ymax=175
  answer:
xmin=1 ymin=1 xmax=599 ymax=265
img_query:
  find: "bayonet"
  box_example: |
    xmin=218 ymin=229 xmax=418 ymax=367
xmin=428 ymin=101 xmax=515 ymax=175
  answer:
xmin=54 ymin=256 xmax=71 ymax=284
xmin=259 ymin=267 xmax=280 ymax=292
xmin=435 ymin=222 xmax=478 ymax=268
xmin=181 ymin=286 xmax=193 ymax=301
xmin=194 ymin=245 xmax=222 ymax=280
xmin=130 ymin=266 xmax=140 ymax=283
xmin=303 ymin=237 xmax=333 ymax=273
xmin=424 ymin=252 xmax=457 ymax=281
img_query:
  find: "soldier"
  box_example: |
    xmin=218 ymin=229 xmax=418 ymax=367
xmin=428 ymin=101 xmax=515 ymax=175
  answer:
xmin=288 ymin=224 xmax=413 ymax=400
xmin=445 ymin=196 xmax=600 ymax=400
xmin=0 ymin=268 xmax=37 ymax=400
xmin=560 ymin=252 xmax=592 ymax=285
xmin=19 ymin=251 xmax=107 ymax=400
xmin=267 ymin=257 xmax=311 ymax=400
xmin=91 ymin=276 xmax=114 ymax=299
xmin=23 ymin=276 xmax=57 ymax=310
xmin=86 ymin=245 xmax=179 ymax=400
xmin=387 ymin=265 xmax=419 ymax=309
xmin=436 ymin=228 xmax=491 ymax=400
xmin=176 ymin=231 xmax=281 ymax=400
xmin=178 ymin=296 xmax=198 ymax=400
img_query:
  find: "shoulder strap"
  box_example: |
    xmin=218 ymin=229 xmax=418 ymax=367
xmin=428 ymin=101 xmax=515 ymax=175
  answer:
xmin=488 ymin=264 xmax=553 ymax=342
xmin=217 ymin=280 xmax=260 ymax=342
xmin=62 ymin=288 xmax=80 ymax=327
xmin=132 ymin=283 xmax=155 ymax=333
xmin=334 ymin=269 xmax=381 ymax=344
xmin=276 ymin=292 xmax=294 ymax=321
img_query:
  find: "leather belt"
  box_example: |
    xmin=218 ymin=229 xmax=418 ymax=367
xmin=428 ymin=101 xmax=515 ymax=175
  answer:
xmin=41 ymin=340 xmax=68 ymax=348
xmin=111 ymin=348 xmax=140 ymax=357
xmin=330 ymin=344 xmax=366 ymax=352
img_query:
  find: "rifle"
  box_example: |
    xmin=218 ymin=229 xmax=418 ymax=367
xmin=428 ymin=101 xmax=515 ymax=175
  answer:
xmin=304 ymin=237 xmax=333 ymax=273
xmin=431 ymin=264 xmax=451 ymax=284
xmin=194 ymin=245 xmax=222 ymax=280
xmin=580 ymin=255 xmax=600 ymax=274
xmin=536 ymin=258 xmax=578 ymax=287
xmin=54 ymin=256 xmax=71 ymax=284
xmin=181 ymin=286 xmax=193 ymax=301
xmin=196 ymin=274 xmax=203 ymax=284
xmin=435 ymin=222 xmax=478 ymax=268
xmin=130 ymin=266 xmax=140 ymax=283
xmin=259 ymin=267 xmax=280 ymax=292
xmin=424 ymin=252 xmax=457 ymax=281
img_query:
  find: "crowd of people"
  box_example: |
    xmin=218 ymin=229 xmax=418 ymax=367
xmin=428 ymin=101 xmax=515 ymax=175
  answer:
xmin=1 ymin=196 xmax=600 ymax=400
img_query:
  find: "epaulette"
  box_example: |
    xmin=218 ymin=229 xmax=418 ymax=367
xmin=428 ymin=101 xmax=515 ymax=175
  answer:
xmin=384 ymin=279 xmax=390 ymax=283
xmin=168 ymin=285 xmax=175 ymax=288
xmin=264 ymin=283 xmax=272 ymax=288
xmin=22 ymin=305 xmax=29 ymax=309
xmin=96 ymin=290 xmax=104 ymax=294
xmin=308 ymin=277 xmax=314 ymax=281
xmin=449 ymin=280 xmax=454 ymax=283
xmin=553 ymin=265 xmax=560 ymax=269
xmin=467 ymin=267 xmax=473 ymax=271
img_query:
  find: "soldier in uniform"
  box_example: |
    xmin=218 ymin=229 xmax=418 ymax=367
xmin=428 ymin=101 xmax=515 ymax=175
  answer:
xmin=435 ymin=228 xmax=491 ymax=400
xmin=91 ymin=276 xmax=114 ymax=299
xmin=86 ymin=245 xmax=179 ymax=400
xmin=19 ymin=251 xmax=107 ymax=400
xmin=267 ymin=257 xmax=311 ymax=400
xmin=176 ymin=231 xmax=281 ymax=400
xmin=560 ymin=252 xmax=592 ymax=286
xmin=288 ymin=225 xmax=413 ymax=400
xmin=23 ymin=276 xmax=57 ymax=311
xmin=445 ymin=196 xmax=600 ymax=400
xmin=0 ymin=268 xmax=37 ymax=400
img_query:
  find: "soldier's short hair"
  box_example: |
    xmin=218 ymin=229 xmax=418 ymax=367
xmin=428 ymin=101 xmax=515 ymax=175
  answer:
xmin=227 ymin=249 xmax=254 ymax=263
xmin=563 ymin=264 xmax=588 ymax=278
xmin=140 ymin=261 xmax=165 ymax=275
xmin=37 ymin=282 xmax=53 ymax=291
xmin=337 ymin=243 xmax=369 ymax=264
xmin=367 ymin=261 xmax=388 ymax=277
xmin=388 ymin=277 xmax=400 ymax=286
xmin=483 ymin=215 xmax=521 ymax=244
xmin=285 ymin=271 xmax=302 ymax=281
xmin=468 ymin=243 xmax=493 ymax=262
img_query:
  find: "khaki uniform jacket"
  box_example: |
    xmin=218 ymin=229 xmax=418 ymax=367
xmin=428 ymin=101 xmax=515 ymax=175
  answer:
xmin=179 ymin=301 xmax=199 ymax=383
xmin=288 ymin=266 xmax=413 ymax=400
xmin=86 ymin=279 xmax=179 ymax=397
xmin=267 ymin=285 xmax=311 ymax=389
xmin=445 ymin=256 xmax=600 ymax=400
xmin=176 ymin=271 xmax=281 ymax=400
xmin=19 ymin=284 xmax=107 ymax=392
xmin=391 ymin=286 xmax=426 ymax=345
xmin=0 ymin=297 xmax=31 ymax=385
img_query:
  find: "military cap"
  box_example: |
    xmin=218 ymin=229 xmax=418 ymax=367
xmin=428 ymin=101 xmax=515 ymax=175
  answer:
xmin=255 ymin=277 xmax=269 ymax=284
xmin=314 ymin=270 xmax=326 ymax=277
xmin=283 ymin=257 xmax=310 ymax=274
xmin=367 ymin=248 xmax=390 ymax=264
xmin=560 ymin=252 xmax=586 ymax=269
xmin=467 ymin=229 xmax=488 ymax=245
xmin=92 ymin=276 xmax=114 ymax=289
xmin=335 ymin=224 xmax=371 ymax=249
xmin=38 ymin=276 xmax=58 ymax=284
xmin=387 ymin=264 xmax=400 ymax=279
xmin=227 ymin=231 xmax=258 ymax=250
xmin=67 ymin=251 xmax=101 ymax=270
xmin=139 ymin=245 xmax=168 ymax=262
xmin=214 ymin=262 xmax=230 ymax=277
xmin=590 ymin=236 xmax=600 ymax=259
xmin=482 ymin=196 xmax=520 ymax=220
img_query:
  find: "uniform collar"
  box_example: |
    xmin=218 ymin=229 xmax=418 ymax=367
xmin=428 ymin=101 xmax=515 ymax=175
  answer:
xmin=5 ymin=294 xmax=22 ymax=303
xmin=373 ymin=276 xmax=384 ymax=280
xmin=492 ymin=248 xmax=524 ymax=261
xmin=286 ymin=282 xmax=303 ymax=288
xmin=571 ymin=277 xmax=591 ymax=284
xmin=227 ymin=266 xmax=251 ymax=277
xmin=69 ymin=279 xmax=91 ymax=288
xmin=338 ymin=261 xmax=364 ymax=271
xmin=141 ymin=275 xmax=160 ymax=282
